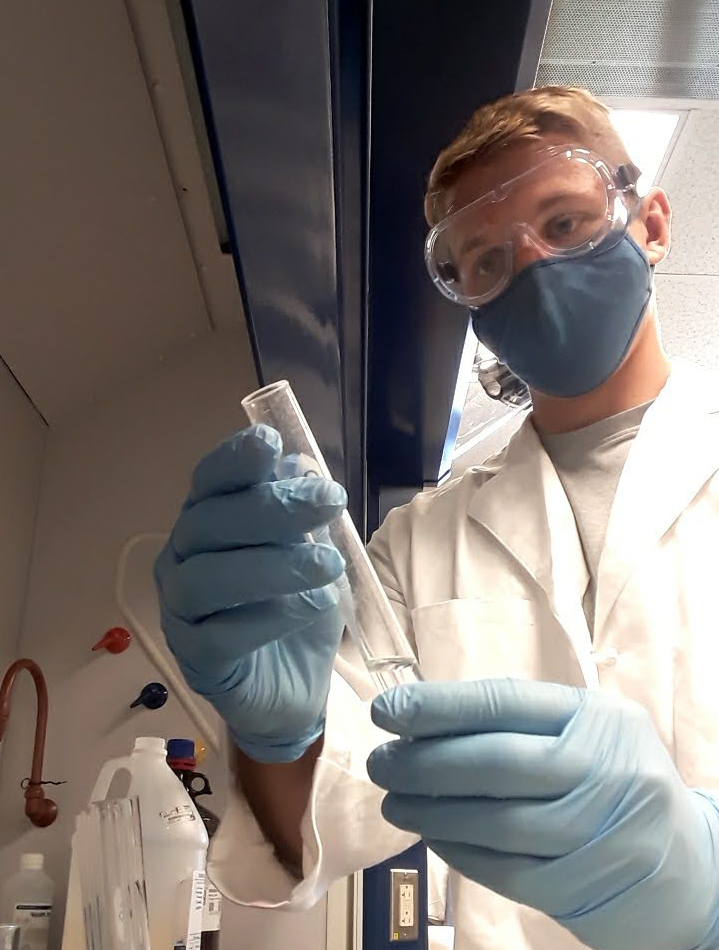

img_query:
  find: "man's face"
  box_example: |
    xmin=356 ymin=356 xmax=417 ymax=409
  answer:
xmin=438 ymin=131 xmax=673 ymax=402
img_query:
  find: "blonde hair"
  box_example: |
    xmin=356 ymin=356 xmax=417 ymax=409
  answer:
xmin=425 ymin=86 xmax=633 ymax=226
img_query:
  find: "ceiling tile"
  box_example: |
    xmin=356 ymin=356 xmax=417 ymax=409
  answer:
xmin=656 ymin=273 xmax=719 ymax=369
xmin=658 ymin=109 xmax=719 ymax=277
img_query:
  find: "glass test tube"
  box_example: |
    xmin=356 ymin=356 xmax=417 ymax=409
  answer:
xmin=242 ymin=380 xmax=422 ymax=693
xmin=76 ymin=798 xmax=150 ymax=950
xmin=0 ymin=927 xmax=20 ymax=950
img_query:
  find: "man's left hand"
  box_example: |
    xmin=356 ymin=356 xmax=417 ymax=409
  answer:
xmin=368 ymin=678 xmax=719 ymax=950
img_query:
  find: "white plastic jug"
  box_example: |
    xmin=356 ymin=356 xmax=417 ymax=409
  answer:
xmin=90 ymin=737 xmax=209 ymax=949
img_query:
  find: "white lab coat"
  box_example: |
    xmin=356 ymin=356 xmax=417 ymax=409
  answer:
xmin=209 ymin=359 xmax=719 ymax=950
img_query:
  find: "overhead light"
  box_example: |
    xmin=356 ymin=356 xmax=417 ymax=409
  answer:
xmin=609 ymin=109 xmax=681 ymax=194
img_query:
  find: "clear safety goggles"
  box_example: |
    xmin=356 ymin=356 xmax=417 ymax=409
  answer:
xmin=425 ymin=145 xmax=641 ymax=307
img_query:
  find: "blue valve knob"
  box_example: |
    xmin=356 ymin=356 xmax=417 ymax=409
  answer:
xmin=130 ymin=682 xmax=168 ymax=710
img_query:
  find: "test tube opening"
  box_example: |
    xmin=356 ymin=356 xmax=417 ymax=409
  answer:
xmin=241 ymin=380 xmax=290 ymax=411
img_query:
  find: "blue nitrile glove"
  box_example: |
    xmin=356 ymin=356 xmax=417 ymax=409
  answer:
xmin=368 ymin=679 xmax=719 ymax=950
xmin=154 ymin=424 xmax=347 ymax=763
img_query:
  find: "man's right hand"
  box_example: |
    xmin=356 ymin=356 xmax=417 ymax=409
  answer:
xmin=154 ymin=424 xmax=347 ymax=763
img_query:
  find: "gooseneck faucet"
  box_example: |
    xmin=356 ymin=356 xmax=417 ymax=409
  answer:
xmin=0 ymin=658 xmax=58 ymax=827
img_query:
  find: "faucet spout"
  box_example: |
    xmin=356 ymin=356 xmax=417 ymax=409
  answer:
xmin=0 ymin=658 xmax=58 ymax=827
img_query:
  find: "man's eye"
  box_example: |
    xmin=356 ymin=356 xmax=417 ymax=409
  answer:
xmin=544 ymin=211 xmax=603 ymax=246
xmin=546 ymin=215 xmax=580 ymax=239
xmin=474 ymin=247 xmax=505 ymax=276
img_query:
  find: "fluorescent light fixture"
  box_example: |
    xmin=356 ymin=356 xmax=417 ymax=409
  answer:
xmin=609 ymin=109 xmax=680 ymax=194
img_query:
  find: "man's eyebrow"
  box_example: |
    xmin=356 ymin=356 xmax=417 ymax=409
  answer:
xmin=458 ymin=233 xmax=488 ymax=258
xmin=534 ymin=190 xmax=588 ymax=213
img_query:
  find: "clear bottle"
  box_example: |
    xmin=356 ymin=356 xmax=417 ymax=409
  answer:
xmin=2 ymin=854 xmax=53 ymax=950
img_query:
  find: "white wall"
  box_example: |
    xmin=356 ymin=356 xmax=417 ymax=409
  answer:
xmin=0 ymin=360 xmax=46 ymax=726
xmin=0 ymin=328 xmax=327 ymax=949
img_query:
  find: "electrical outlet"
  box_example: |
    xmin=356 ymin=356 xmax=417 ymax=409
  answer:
xmin=389 ymin=869 xmax=419 ymax=941
xmin=399 ymin=883 xmax=414 ymax=926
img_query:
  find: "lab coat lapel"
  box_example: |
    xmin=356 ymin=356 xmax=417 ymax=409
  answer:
xmin=594 ymin=361 xmax=719 ymax=638
xmin=467 ymin=416 xmax=595 ymax=680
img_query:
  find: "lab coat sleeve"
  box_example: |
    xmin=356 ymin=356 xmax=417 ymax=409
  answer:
xmin=207 ymin=506 xmax=420 ymax=909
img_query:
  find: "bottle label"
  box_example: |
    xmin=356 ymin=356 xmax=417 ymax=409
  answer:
xmin=12 ymin=904 xmax=52 ymax=950
xmin=161 ymin=803 xmax=197 ymax=825
xmin=173 ymin=870 xmax=205 ymax=950
xmin=203 ymin=884 xmax=222 ymax=932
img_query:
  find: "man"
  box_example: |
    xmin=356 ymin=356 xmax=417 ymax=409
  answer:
xmin=155 ymin=86 xmax=719 ymax=950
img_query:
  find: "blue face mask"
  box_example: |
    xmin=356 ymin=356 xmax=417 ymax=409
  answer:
xmin=470 ymin=233 xmax=653 ymax=398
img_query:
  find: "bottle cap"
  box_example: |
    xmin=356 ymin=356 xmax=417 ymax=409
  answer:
xmin=167 ymin=738 xmax=196 ymax=767
xmin=134 ymin=737 xmax=166 ymax=754
xmin=20 ymin=853 xmax=44 ymax=871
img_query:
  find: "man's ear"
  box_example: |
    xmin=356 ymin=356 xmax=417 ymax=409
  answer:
xmin=636 ymin=187 xmax=672 ymax=266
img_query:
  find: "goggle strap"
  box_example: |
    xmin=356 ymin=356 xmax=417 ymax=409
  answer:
xmin=616 ymin=161 xmax=642 ymax=193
